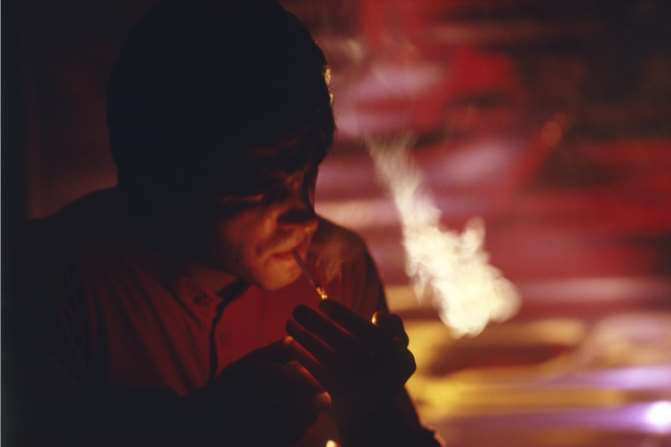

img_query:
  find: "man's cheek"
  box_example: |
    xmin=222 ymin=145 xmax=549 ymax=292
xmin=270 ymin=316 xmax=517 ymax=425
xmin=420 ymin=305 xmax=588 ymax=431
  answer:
xmin=214 ymin=215 xmax=263 ymax=265
xmin=247 ymin=213 xmax=282 ymax=258
xmin=207 ymin=222 xmax=243 ymax=270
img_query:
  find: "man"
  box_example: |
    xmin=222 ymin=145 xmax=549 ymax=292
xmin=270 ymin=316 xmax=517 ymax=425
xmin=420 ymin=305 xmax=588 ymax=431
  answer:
xmin=9 ymin=1 xmax=441 ymax=446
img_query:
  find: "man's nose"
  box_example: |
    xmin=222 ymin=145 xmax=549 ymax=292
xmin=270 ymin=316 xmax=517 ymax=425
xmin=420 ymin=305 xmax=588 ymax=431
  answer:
xmin=275 ymin=170 xmax=318 ymax=234
xmin=277 ymin=206 xmax=319 ymax=235
xmin=276 ymin=186 xmax=318 ymax=233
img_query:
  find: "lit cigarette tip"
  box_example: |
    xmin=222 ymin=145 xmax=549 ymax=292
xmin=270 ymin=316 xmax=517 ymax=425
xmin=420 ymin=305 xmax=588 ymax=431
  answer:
xmin=292 ymin=250 xmax=329 ymax=301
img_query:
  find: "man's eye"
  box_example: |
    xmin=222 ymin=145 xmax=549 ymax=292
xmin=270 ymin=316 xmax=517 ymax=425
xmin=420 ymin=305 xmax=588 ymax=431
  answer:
xmin=221 ymin=194 xmax=267 ymax=206
xmin=238 ymin=194 xmax=267 ymax=203
xmin=212 ymin=194 xmax=268 ymax=215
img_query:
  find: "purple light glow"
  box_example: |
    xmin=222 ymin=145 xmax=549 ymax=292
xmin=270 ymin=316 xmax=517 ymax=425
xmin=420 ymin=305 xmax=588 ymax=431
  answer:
xmin=645 ymin=402 xmax=671 ymax=434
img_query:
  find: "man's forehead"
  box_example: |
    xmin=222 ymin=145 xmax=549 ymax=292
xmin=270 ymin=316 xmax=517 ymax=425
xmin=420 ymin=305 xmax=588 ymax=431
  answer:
xmin=227 ymin=144 xmax=315 ymax=187
xmin=246 ymin=135 xmax=305 ymax=161
xmin=244 ymin=138 xmax=316 ymax=174
xmin=250 ymin=161 xmax=314 ymax=183
xmin=201 ymin=135 xmax=320 ymax=198
xmin=247 ymin=145 xmax=282 ymax=160
xmin=210 ymin=156 xmax=314 ymax=206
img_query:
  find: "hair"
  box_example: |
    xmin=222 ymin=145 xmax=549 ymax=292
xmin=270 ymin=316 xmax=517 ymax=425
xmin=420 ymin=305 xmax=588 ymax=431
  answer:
xmin=106 ymin=0 xmax=334 ymax=215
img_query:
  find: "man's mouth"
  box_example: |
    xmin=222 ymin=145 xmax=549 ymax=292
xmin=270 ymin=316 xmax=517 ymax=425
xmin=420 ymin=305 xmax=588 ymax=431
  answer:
xmin=270 ymin=238 xmax=310 ymax=260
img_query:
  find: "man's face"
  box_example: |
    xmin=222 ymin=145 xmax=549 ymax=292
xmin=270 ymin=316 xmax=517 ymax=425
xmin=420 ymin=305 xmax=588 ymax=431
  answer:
xmin=191 ymin=162 xmax=320 ymax=290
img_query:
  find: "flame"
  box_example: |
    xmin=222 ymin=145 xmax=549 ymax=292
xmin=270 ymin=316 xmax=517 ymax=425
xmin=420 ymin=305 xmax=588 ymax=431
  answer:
xmin=368 ymin=135 xmax=520 ymax=336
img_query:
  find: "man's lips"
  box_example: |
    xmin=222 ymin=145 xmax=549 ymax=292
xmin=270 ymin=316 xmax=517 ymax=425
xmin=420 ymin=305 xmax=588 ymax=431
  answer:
xmin=271 ymin=251 xmax=296 ymax=260
xmin=270 ymin=238 xmax=309 ymax=259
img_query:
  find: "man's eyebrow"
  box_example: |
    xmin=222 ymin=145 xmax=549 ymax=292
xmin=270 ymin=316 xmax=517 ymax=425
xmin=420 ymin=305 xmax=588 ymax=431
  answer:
xmin=260 ymin=163 xmax=312 ymax=178
xmin=247 ymin=131 xmax=315 ymax=163
xmin=251 ymin=169 xmax=293 ymax=182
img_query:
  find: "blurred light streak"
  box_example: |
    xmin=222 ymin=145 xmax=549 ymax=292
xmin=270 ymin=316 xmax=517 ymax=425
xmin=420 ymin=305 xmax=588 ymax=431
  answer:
xmin=404 ymin=315 xmax=671 ymax=426
xmin=423 ymin=143 xmax=514 ymax=185
xmin=431 ymin=402 xmax=671 ymax=435
xmin=427 ymin=21 xmax=599 ymax=45
xmin=335 ymin=110 xmax=410 ymax=137
xmin=645 ymin=402 xmax=671 ymax=434
xmin=571 ymin=314 xmax=671 ymax=368
xmin=333 ymin=63 xmax=442 ymax=136
xmin=364 ymin=63 xmax=442 ymax=99
xmin=316 ymin=139 xmax=518 ymax=196
xmin=388 ymin=277 xmax=671 ymax=307
xmin=316 ymin=198 xmax=398 ymax=229
xmin=519 ymin=277 xmax=671 ymax=303
xmin=495 ymin=113 xmax=569 ymax=196
xmin=545 ymin=366 xmax=671 ymax=390
xmin=316 ymin=196 xmax=483 ymax=230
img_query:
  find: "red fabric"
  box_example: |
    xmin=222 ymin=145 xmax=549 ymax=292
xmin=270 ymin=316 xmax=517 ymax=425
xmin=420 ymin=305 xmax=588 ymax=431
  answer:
xmin=18 ymin=188 xmax=386 ymax=446
xmin=76 ymin=240 xmax=380 ymax=397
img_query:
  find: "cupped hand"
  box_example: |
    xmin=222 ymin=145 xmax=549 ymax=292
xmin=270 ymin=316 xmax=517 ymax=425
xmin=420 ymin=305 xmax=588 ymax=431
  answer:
xmin=190 ymin=340 xmax=330 ymax=445
xmin=285 ymin=299 xmax=416 ymax=425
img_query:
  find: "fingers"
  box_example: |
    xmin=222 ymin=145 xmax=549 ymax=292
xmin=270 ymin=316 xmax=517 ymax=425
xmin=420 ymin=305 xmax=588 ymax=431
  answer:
xmin=371 ymin=311 xmax=410 ymax=348
xmin=282 ymin=360 xmax=332 ymax=411
xmin=286 ymin=319 xmax=337 ymax=367
xmin=288 ymin=308 xmax=378 ymax=370
xmin=292 ymin=305 xmax=356 ymax=352
xmin=283 ymin=360 xmax=323 ymax=393
xmin=283 ymin=335 xmax=326 ymax=383
xmin=286 ymin=303 xmax=417 ymax=392
xmin=254 ymin=339 xmax=296 ymax=364
xmin=293 ymin=302 xmax=411 ymax=362
xmin=245 ymin=338 xmax=330 ymax=398
xmin=318 ymin=300 xmax=409 ymax=350
xmin=318 ymin=299 xmax=379 ymax=340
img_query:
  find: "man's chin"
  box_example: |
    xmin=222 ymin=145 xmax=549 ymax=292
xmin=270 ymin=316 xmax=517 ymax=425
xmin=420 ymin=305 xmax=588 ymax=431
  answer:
xmin=252 ymin=259 xmax=302 ymax=291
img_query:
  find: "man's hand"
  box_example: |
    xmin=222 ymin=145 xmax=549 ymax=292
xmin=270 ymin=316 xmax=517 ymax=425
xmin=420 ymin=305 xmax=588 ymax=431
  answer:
xmin=189 ymin=340 xmax=330 ymax=445
xmin=285 ymin=300 xmax=416 ymax=430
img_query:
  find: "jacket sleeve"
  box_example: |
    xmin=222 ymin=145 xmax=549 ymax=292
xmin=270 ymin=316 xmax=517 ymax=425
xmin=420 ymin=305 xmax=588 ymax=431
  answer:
xmin=6 ymin=221 xmax=195 ymax=447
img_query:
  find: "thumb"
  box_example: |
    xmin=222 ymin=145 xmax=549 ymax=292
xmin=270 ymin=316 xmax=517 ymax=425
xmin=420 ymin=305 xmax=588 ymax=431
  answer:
xmin=249 ymin=337 xmax=295 ymax=364
xmin=372 ymin=311 xmax=410 ymax=348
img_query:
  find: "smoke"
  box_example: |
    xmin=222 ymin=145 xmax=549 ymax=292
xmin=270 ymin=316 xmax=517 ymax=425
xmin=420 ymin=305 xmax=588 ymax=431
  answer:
xmin=307 ymin=217 xmax=365 ymax=286
xmin=368 ymin=135 xmax=520 ymax=337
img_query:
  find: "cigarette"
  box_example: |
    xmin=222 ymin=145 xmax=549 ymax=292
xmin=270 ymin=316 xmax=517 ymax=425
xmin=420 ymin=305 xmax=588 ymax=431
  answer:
xmin=291 ymin=251 xmax=381 ymax=327
xmin=292 ymin=251 xmax=329 ymax=300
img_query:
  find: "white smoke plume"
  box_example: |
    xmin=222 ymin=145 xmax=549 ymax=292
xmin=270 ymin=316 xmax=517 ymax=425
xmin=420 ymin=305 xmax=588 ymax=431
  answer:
xmin=368 ymin=135 xmax=520 ymax=337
